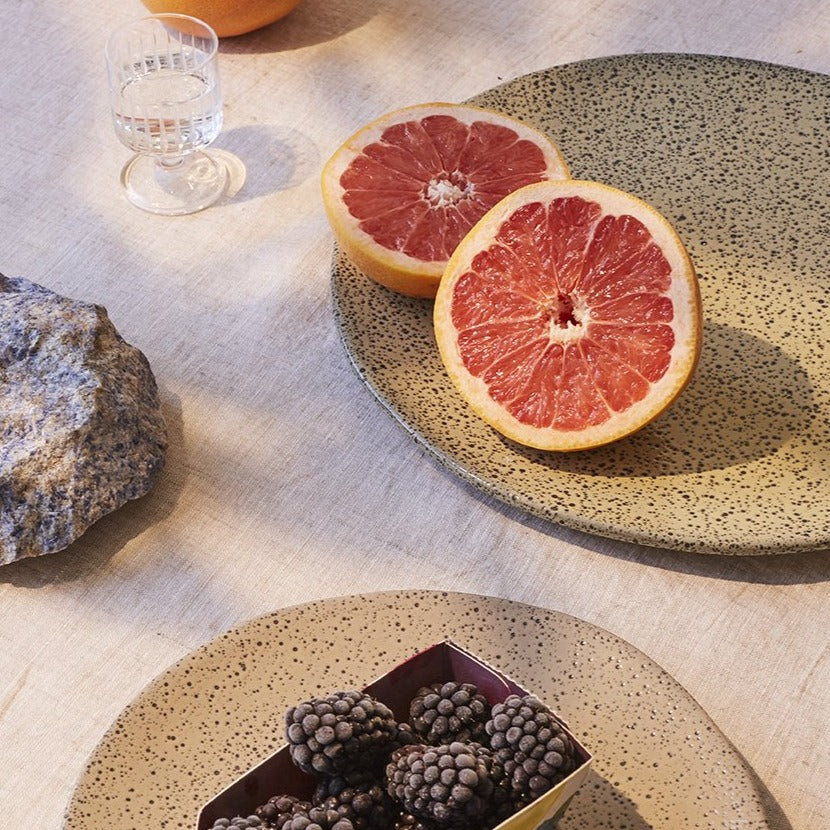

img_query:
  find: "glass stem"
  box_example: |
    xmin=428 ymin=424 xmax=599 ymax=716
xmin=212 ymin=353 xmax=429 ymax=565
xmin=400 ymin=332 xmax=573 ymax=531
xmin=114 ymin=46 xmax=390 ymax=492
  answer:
xmin=157 ymin=155 xmax=187 ymax=170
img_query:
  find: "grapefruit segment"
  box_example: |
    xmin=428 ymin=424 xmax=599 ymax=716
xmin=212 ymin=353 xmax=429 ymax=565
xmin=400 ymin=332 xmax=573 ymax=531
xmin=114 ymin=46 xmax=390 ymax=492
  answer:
xmin=434 ymin=179 xmax=702 ymax=451
xmin=322 ymin=103 xmax=570 ymax=298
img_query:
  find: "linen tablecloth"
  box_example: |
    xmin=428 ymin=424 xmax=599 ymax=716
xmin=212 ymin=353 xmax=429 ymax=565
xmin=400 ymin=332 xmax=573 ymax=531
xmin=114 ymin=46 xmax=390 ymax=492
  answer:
xmin=0 ymin=1 xmax=828 ymax=827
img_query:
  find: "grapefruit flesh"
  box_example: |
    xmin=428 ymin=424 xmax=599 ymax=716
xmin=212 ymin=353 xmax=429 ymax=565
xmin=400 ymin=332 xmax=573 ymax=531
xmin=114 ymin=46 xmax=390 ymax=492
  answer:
xmin=322 ymin=103 xmax=570 ymax=297
xmin=434 ymin=179 xmax=702 ymax=451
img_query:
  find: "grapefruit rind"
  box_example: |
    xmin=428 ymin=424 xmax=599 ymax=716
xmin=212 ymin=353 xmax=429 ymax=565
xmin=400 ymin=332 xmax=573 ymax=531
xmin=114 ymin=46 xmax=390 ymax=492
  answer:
xmin=433 ymin=179 xmax=702 ymax=451
xmin=321 ymin=103 xmax=571 ymax=298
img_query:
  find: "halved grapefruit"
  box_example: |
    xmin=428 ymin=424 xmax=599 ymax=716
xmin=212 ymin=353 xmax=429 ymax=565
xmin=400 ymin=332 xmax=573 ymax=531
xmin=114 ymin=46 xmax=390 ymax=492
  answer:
xmin=321 ymin=103 xmax=570 ymax=298
xmin=433 ymin=179 xmax=702 ymax=451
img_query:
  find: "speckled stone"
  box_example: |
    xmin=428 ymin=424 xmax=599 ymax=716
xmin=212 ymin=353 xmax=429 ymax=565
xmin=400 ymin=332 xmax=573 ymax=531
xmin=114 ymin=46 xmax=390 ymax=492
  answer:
xmin=331 ymin=54 xmax=830 ymax=555
xmin=64 ymin=591 xmax=788 ymax=829
xmin=0 ymin=274 xmax=167 ymax=563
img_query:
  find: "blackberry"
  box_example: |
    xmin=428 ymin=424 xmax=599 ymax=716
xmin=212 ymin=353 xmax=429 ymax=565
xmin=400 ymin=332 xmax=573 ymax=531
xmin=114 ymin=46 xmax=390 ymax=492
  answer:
xmin=485 ymin=694 xmax=579 ymax=809
xmin=255 ymin=794 xmax=313 ymax=828
xmin=285 ymin=690 xmax=399 ymax=776
xmin=209 ymin=816 xmax=263 ymax=829
xmin=386 ymin=741 xmax=501 ymax=827
xmin=409 ymin=682 xmax=489 ymax=745
xmin=302 ymin=804 xmax=355 ymax=830
xmin=394 ymin=814 xmax=438 ymax=830
xmin=312 ymin=777 xmax=398 ymax=829
xmin=271 ymin=803 xmax=356 ymax=830
xmin=392 ymin=721 xmax=418 ymax=749
xmin=312 ymin=769 xmax=377 ymax=798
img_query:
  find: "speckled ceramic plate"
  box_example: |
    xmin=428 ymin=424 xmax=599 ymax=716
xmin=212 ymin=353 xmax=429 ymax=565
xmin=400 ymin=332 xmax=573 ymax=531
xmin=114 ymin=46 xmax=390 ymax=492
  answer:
xmin=331 ymin=53 xmax=830 ymax=555
xmin=63 ymin=591 xmax=789 ymax=829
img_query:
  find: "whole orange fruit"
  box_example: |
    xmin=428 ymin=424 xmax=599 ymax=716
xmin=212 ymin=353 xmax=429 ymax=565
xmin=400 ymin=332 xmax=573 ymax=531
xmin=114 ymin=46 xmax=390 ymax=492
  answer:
xmin=139 ymin=0 xmax=303 ymax=37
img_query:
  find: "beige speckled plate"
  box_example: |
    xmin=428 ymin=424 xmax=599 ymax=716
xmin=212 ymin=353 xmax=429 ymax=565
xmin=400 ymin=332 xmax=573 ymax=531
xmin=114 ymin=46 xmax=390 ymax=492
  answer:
xmin=63 ymin=591 xmax=790 ymax=829
xmin=331 ymin=53 xmax=830 ymax=555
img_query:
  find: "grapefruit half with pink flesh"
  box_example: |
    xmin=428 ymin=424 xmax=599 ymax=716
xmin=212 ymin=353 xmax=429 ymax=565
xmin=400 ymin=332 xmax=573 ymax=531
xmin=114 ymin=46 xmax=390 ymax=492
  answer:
xmin=433 ymin=179 xmax=702 ymax=451
xmin=321 ymin=103 xmax=570 ymax=298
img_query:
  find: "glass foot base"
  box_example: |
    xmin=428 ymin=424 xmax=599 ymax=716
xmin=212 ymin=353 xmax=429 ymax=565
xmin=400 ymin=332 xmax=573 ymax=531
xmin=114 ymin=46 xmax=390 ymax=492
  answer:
xmin=121 ymin=151 xmax=229 ymax=215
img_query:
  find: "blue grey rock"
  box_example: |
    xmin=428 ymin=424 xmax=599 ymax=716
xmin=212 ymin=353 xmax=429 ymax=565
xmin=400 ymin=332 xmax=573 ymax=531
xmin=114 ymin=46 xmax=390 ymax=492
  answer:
xmin=1 ymin=275 xmax=167 ymax=564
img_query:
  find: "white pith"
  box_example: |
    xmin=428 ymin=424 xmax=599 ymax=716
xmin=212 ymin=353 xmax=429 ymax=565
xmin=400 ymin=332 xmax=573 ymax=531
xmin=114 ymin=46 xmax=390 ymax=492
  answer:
xmin=426 ymin=174 xmax=475 ymax=208
xmin=544 ymin=294 xmax=589 ymax=343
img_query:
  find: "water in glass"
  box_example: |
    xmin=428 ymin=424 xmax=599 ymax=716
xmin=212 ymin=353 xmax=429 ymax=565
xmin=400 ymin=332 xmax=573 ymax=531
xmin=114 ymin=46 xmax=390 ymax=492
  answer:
xmin=112 ymin=50 xmax=222 ymax=157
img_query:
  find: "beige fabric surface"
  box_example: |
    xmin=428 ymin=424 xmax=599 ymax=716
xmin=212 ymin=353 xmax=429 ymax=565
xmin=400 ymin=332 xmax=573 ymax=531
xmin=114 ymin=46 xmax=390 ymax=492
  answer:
xmin=1 ymin=0 xmax=829 ymax=827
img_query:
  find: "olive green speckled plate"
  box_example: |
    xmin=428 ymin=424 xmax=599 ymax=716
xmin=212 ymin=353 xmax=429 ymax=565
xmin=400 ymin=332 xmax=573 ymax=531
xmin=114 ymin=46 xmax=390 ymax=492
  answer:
xmin=331 ymin=53 xmax=830 ymax=555
xmin=63 ymin=591 xmax=790 ymax=829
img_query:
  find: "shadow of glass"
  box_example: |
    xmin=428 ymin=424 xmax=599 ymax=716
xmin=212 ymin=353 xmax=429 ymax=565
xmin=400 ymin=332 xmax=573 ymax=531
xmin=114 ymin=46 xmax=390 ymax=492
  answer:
xmin=510 ymin=318 xmax=815 ymax=478
xmin=214 ymin=124 xmax=321 ymax=201
xmin=217 ymin=0 xmax=380 ymax=54
xmin=0 ymin=387 xmax=186 ymax=587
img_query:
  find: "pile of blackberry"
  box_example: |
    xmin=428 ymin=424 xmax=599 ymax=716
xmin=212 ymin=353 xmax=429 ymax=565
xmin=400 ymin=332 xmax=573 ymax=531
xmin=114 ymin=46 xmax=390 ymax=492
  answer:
xmin=209 ymin=684 xmax=580 ymax=830
xmin=485 ymin=694 xmax=579 ymax=811
xmin=284 ymin=690 xmax=400 ymax=777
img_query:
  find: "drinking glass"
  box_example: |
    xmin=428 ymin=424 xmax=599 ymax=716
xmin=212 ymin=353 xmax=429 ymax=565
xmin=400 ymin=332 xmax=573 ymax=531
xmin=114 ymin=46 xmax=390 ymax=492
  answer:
xmin=106 ymin=14 xmax=227 ymax=215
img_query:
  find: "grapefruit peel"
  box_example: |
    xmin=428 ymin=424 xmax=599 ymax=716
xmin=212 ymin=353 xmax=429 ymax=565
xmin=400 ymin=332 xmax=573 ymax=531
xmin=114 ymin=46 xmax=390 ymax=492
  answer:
xmin=321 ymin=103 xmax=570 ymax=298
xmin=433 ymin=179 xmax=702 ymax=451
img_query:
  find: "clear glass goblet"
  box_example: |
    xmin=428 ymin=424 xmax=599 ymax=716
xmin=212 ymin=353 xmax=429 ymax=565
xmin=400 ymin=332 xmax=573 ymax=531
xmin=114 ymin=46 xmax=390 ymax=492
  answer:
xmin=106 ymin=14 xmax=228 ymax=215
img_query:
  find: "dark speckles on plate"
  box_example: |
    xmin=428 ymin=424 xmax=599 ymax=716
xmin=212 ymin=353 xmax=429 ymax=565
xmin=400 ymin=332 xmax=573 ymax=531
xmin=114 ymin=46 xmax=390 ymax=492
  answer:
xmin=331 ymin=54 xmax=830 ymax=555
xmin=63 ymin=591 xmax=787 ymax=829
